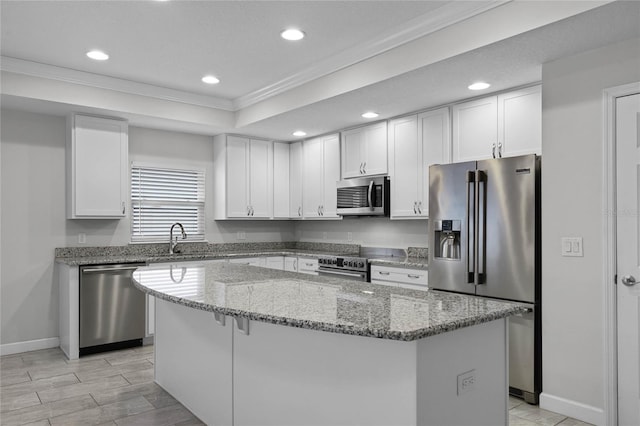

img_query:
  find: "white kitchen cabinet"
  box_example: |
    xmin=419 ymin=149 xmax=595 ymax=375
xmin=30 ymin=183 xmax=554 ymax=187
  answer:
xmin=265 ymin=256 xmax=285 ymax=271
xmin=297 ymin=257 xmax=319 ymax=275
xmin=341 ymin=122 xmax=388 ymax=178
xmin=213 ymin=135 xmax=273 ymax=219
xmin=66 ymin=114 xmax=128 ymax=219
xmin=370 ymin=264 xmax=428 ymax=291
xmin=289 ymin=141 xmax=303 ymax=219
xmin=284 ymin=256 xmax=298 ymax=272
xmin=302 ymin=134 xmax=341 ymax=219
xmin=273 ymin=142 xmax=290 ymax=219
xmin=229 ymin=257 xmax=267 ymax=267
xmin=452 ymin=85 xmax=541 ymax=162
xmin=389 ymin=108 xmax=450 ymax=219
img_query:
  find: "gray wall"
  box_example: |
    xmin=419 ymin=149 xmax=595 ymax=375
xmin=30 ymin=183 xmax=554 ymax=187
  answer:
xmin=541 ymin=37 xmax=640 ymax=412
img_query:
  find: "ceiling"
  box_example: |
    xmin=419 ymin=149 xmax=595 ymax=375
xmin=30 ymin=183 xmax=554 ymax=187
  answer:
xmin=2 ymin=1 xmax=639 ymax=141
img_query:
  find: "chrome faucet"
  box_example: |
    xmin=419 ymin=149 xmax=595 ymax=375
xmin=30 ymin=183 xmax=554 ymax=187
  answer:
xmin=169 ymin=222 xmax=187 ymax=254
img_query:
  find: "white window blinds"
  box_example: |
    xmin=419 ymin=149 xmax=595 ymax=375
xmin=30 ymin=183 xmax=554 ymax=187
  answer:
xmin=131 ymin=164 xmax=205 ymax=242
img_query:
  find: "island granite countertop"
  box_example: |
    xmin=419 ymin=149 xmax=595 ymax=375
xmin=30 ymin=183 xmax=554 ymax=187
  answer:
xmin=132 ymin=260 xmax=526 ymax=342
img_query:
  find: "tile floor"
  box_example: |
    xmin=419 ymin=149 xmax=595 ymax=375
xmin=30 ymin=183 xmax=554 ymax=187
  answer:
xmin=1 ymin=346 xmax=592 ymax=426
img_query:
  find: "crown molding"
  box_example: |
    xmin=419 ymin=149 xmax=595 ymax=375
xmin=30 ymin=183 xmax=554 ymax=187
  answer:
xmin=233 ymin=0 xmax=510 ymax=110
xmin=0 ymin=56 xmax=235 ymax=111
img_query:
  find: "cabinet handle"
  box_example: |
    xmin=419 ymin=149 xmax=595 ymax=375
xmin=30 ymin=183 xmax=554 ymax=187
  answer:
xmin=359 ymin=162 xmax=363 ymax=174
xmin=251 ymin=206 xmax=255 ymax=216
xmin=298 ymin=206 xmax=301 ymax=216
xmin=417 ymin=201 xmax=422 ymax=215
xmin=317 ymin=206 xmax=321 ymax=216
xmin=498 ymin=143 xmax=503 ymax=158
xmin=321 ymin=205 xmax=324 ymax=216
xmin=122 ymin=202 xmax=125 ymax=215
xmin=363 ymin=162 xmax=366 ymax=174
xmin=408 ymin=274 xmax=421 ymax=279
xmin=305 ymin=262 xmax=314 ymax=267
xmin=413 ymin=201 xmax=417 ymax=214
xmin=492 ymin=143 xmax=497 ymax=159
xmin=294 ymin=259 xmax=298 ymax=270
xmin=378 ymin=271 xmax=390 ymax=276
xmin=247 ymin=206 xmax=250 ymax=216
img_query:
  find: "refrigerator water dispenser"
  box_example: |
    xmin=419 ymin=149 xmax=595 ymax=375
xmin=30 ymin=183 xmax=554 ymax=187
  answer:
xmin=434 ymin=220 xmax=461 ymax=260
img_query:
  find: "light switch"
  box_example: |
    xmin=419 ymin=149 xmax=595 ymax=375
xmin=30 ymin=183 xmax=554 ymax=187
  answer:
xmin=561 ymin=237 xmax=583 ymax=257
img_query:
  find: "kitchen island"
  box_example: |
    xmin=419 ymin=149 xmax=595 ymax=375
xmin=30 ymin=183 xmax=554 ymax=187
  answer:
xmin=133 ymin=260 xmax=528 ymax=426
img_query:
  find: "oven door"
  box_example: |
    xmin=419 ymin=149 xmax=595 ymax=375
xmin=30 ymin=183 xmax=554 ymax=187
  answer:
xmin=317 ymin=268 xmax=368 ymax=282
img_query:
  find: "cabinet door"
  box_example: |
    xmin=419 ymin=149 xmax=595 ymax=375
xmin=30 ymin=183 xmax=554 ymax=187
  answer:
xmin=289 ymin=142 xmax=303 ymax=218
xmin=265 ymin=256 xmax=285 ymax=271
xmin=341 ymin=128 xmax=364 ymax=179
xmin=452 ymin=96 xmax=497 ymax=162
xmin=302 ymin=138 xmax=324 ymax=217
xmin=389 ymin=115 xmax=421 ymax=218
xmin=70 ymin=115 xmax=127 ymax=218
xmin=284 ymin=256 xmax=298 ymax=272
xmin=419 ymin=107 xmax=451 ymax=217
xmin=498 ymin=85 xmax=541 ymax=157
xmin=362 ymin=122 xmax=388 ymax=176
xmin=226 ymin=136 xmax=250 ymax=218
xmin=321 ymin=134 xmax=341 ymax=218
xmin=273 ymin=142 xmax=290 ymax=218
xmin=249 ymin=139 xmax=272 ymax=218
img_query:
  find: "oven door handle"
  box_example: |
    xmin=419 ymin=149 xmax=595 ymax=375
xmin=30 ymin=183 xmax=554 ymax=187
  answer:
xmin=318 ymin=269 xmax=366 ymax=279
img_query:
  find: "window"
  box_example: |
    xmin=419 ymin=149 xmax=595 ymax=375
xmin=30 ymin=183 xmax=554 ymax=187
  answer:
xmin=131 ymin=164 xmax=205 ymax=242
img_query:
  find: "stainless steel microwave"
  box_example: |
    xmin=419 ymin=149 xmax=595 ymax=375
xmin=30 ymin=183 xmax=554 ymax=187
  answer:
xmin=336 ymin=176 xmax=390 ymax=216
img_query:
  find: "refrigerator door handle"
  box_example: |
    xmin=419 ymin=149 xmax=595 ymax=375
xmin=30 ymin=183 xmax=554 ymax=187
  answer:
xmin=466 ymin=170 xmax=476 ymax=284
xmin=476 ymin=170 xmax=487 ymax=285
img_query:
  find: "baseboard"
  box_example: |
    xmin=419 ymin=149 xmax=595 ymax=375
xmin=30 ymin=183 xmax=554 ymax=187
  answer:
xmin=0 ymin=337 xmax=60 ymax=356
xmin=539 ymin=392 xmax=605 ymax=426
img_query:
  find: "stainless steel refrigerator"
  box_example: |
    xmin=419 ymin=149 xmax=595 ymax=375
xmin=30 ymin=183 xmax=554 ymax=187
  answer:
xmin=428 ymin=154 xmax=541 ymax=404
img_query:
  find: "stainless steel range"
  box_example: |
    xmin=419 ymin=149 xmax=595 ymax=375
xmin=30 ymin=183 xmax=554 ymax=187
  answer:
xmin=317 ymin=255 xmax=368 ymax=281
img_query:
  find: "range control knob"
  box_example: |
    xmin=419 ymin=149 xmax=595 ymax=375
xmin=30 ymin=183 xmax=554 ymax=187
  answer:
xmin=332 ymin=259 xmax=337 ymax=265
xmin=357 ymin=261 xmax=365 ymax=268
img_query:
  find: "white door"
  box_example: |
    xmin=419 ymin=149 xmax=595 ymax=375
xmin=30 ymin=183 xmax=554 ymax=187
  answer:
xmin=289 ymin=142 xmax=303 ymax=218
xmin=226 ymin=136 xmax=250 ymax=218
xmin=302 ymin=138 xmax=324 ymax=217
xmin=419 ymin=107 xmax=451 ymax=217
xmin=497 ymin=85 xmax=542 ymax=158
xmin=249 ymin=139 xmax=272 ymax=218
xmin=341 ymin=128 xmax=364 ymax=178
xmin=362 ymin=122 xmax=388 ymax=177
xmin=389 ymin=115 xmax=420 ymax=218
xmin=616 ymin=92 xmax=640 ymax=426
xmin=273 ymin=142 xmax=290 ymax=218
xmin=452 ymin=96 xmax=497 ymax=162
xmin=322 ymin=135 xmax=341 ymax=218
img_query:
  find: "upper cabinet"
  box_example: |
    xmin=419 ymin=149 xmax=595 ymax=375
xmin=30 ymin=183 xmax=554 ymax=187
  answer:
xmin=273 ymin=142 xmax=290 ymax=219
xmin=388 ymin=107 xmax=450 ymax=219
xmin=213 ymin=135 xmax=273 ymax=219
xmin=341 ymin=122 xmax=388 ymax=178
xmin=452 ymin=85 xmax=541 ymax=162
xmin=66 ymin=114 xmax=128 ymax=219
xmin=289 ymin=141 xmax=303 ymax=219
xmin=302 ymin=134 xmax=341 ymax=219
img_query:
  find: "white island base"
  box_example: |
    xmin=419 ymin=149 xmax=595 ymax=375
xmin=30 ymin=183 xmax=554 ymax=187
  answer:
xmin=154 ymin=298 xmax=509 ymax=426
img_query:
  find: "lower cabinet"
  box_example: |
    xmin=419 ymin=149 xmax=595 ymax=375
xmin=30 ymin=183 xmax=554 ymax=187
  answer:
xmin=146 ymin=295 xmax=155 ymax=337
xmin=297 ymin=257 xmax=319 ymax=275
xmin=265 ymin=256 xmax=284 ymax=270
xmin=284 ymin=256 xmax=298 ymax=272
xmin=370 ymin=265 xmax=428 ymax=291
xmin=229 ymin=257 xmax=266 ymax=267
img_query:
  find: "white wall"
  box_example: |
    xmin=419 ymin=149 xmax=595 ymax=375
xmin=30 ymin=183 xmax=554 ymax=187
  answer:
xmin=294 ymin=218 xmax=428 ymax=249
xmin=540 ymin=37 xmax=640 ymax=423
xmin=0 ymin=110 xmax=294 ymax=346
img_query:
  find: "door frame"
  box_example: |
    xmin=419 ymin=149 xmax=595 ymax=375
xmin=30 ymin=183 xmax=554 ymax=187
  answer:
xmin=602 ymin=81 xmax=640 ymax=426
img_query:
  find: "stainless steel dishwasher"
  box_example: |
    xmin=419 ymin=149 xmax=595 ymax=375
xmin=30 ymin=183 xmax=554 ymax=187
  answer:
xmin=79 ymin=263 xmax=146 ymax=356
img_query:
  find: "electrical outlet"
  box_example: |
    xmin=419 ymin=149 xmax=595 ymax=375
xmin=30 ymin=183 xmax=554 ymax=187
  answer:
xmin=347 ymin=232 xmax=353 ymax=242
xmin=78 ymin=233 xmax=86 ymax=244
xmin=457 ymin=369 xmax=476 ymax=395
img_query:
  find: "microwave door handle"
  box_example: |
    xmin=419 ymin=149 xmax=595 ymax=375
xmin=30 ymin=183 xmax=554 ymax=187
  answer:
xmin=367 ymin=181 xmax=374 ymax=210
xmin=466 ymin=171 xmax=475 ymax=284
xmin=477 ymin=170 xmax=487 ymax=284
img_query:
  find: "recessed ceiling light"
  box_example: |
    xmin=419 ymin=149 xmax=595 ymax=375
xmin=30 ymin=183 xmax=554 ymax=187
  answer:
xmin=292 ymin=131 xmax=307 ymax=137
xmin=281 ymin=29 xmax=305 ymax=41
xmin=468 ymin=82 xmax=491 ymax=91
xmin=202 ymin=75 xmax=220 ymax=85
xmin=362 ymin=112 xmax=379 ymax=119
xmin=86 ymin=50 xmax=109 ymax=61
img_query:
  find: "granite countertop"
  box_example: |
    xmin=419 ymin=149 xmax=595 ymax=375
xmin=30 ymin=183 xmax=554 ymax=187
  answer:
xmin=368 ymin=256 xmax=428 ymax=269
xmin=132 ymin=261 xmax=528 ymax=342
xmin=54 ymin=242 xmax=360 ymax=266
